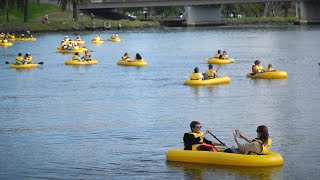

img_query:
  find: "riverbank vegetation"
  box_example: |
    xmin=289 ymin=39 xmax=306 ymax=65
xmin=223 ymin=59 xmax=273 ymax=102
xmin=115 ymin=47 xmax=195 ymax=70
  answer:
xmin=0 ymin=2 xmax=298 ymax=33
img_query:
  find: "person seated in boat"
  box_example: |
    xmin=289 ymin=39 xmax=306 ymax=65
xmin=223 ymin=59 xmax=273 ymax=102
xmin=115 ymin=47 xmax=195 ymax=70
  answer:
xmin=220 ymin=51 xmax=228 ymax=60
xmin=115 ymin=34 xmax=119 ymax=39
xmin=224 ymin=125 xmax=272 ymax=155
xmin=9 ymin=33 xmax=15 ymax=39
xmin=252 ymin=60 xmax=265 ymax=74
xmin=135 ymin=53 xmax=143 ymax=61
xmin=75 ymin=35 xmax=82 ymax=41
xmin=183 ymin=121 xmax=225 ymax=151
xmin=26 ymin=31 xmax=33 ymax=38
xmin=110 ymin=34 xmax=116 ymax=39
xmin=214 ymin=50 xmax=221 ymax=58
xmin=15 ymin=53 xmax=24 ymax=65
xmin=1 ymin=38 xmax=8 ymax=43
xmin=266 ymin=64 xmax=275 ymax=72
xmin=72 ymin=52 xmax=81 ymax=62
xmin=95 ymin=35 xmax=102 ymax=41
xmin=190 ymin=67 xmax=204 ymax=80
xmin=81 ymin=51 xmax=92 ymax=61
xmin=205 ymin=64 xmax=219 ymax=79
xmin=19 ymin=34 xmax=25 ymax=38
xmin=122 ymin=52 xmax=131 ymax=61
xmin=64 ymin=36 xmax=70 ymax=41
xmin=24 ymin=53 xmax=33 ymax=64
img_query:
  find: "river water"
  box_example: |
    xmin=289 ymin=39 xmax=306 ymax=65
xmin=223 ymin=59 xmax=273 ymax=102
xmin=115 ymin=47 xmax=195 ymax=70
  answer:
xmin=1 ymin=25 xmax=320 ymax=179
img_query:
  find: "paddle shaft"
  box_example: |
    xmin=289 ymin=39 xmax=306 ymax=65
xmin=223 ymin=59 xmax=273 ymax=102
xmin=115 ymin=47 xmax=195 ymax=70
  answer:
xmin=209 ymin=132 xmax=226 ymax=147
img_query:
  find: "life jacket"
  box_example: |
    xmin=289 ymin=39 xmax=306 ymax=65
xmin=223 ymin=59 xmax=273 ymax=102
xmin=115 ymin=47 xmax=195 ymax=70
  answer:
xmin=83 ymin=55 xmax=91 ymax=61
xmin=246 ymin=138 xmax=272 ymax=155
xmin=205 ymin=69 xmax=215 ymax=79
xmin=190 ymin=73 xmax=202 ymax=80
xmin=72 ymin=55 xmax=80 ymax=61
xmin=3 ymin=39 xmax=7 ymax=43
xmin=122 ymin=56 xmax=131 ymax=61
xmin=252 ymin=65 xmax=264 ymax=73
xmin=188 ymin=132 xmax=204 ymax=150
xmin=16 ymin=56 xmax=23 ymax=63
xmin=26 ymin=56 xmax=32 ymax=62
xmin=187 ymin=132 xmax=218 ymax=152
xmin=267 ymin=68 xmax=273 ymax=71
xmin=214 ymin=53 xmax=220 ymax=58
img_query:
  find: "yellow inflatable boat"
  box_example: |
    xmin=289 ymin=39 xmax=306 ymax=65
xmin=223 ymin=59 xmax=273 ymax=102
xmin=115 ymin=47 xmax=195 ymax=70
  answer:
xmin=9 ymin=63 xmax=39 ymax=69
xmin=14 ymin=37 xmax=37 ymax=41
xmin=246 ymin=71 xmax=288 ymax=79
xmin=184 ymin=76 xmax=231 ymax=86
xmin=108 ymin=38 xmax=122 ymax=42
xmin=117 ymin=60 xmax=147 ymax=66
xmin=207 ymin=58 xmax=235 ymax=65
xmin=65 ymin=60 xmax=98 ymax=65
xmin=91 ymin=39 xmax=103 ymax=44
xmin=0 ymin=42 xmax=13 ymax=46
xmin=56 ymin=47 xmax=87 ymax=53
xmin=75 ymin=40 xmax=85 ymax=44
xmin=166 ymin=149 xmax=283 ymax=167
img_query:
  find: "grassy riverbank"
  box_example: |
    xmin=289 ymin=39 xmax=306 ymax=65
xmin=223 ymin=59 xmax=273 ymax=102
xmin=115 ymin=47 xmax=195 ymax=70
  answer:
xmin=0 ymin=3 xmax=298 ymax=33
xmin=0 ymin=3 xmax=160 ymax=33
xmin=224 ymin=16 xmax=298 ymax=25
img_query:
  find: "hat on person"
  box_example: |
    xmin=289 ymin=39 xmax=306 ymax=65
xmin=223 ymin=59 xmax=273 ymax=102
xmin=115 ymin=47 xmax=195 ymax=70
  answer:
xmin=255 ymin=60 xmax=261 ymax=64
xmin=208 ymin=64 xmax=213 ymax=69
xmin=194 ymin=67 xmax=199 ymax=72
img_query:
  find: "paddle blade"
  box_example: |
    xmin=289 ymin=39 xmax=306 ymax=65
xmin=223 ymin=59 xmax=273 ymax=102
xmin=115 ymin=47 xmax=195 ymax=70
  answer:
xmin=203 ymin=58 xmax=209 ymax=61
xmin=5 ymin=61 xmax=10 ymax=64
xmin=38 ymin=62 xmax=44 ymax=65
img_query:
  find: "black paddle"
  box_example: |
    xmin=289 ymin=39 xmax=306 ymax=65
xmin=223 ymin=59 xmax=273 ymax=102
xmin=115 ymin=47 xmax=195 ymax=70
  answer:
xmin=208 ymin=132 xmax=227 ymax=148
xmin=82 ymin=46 xmax=94 ymax=52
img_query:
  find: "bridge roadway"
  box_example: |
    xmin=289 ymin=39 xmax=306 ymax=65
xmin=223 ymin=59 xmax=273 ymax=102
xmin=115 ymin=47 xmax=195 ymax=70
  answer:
xmin=78 ymin=0 xmax=319 ymax=25
xmin=80 ymin=0 xmax=296 ymax=9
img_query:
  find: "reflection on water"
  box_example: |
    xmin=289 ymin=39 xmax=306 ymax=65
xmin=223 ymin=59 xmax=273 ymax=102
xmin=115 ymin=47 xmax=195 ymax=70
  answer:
xmin=167 ymin=161 xmax=283 ymax=179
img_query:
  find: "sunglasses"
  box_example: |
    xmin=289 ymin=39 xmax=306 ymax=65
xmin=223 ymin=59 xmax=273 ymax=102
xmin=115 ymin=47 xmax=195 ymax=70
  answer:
xmin=195 ymin=126 xmax=202 ymax=129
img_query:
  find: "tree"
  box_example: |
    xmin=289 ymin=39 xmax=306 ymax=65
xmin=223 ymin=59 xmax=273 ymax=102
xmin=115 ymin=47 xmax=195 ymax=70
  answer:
xmin=24 ymin=0 xmax=29 ymax=22
xmin=57 ymin=0 xmax=89 ymax=21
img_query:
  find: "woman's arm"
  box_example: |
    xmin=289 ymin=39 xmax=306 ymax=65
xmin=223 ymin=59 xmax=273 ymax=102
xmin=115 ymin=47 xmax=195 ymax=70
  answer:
xmin=239 ymin=133 xmax=252 ymax=143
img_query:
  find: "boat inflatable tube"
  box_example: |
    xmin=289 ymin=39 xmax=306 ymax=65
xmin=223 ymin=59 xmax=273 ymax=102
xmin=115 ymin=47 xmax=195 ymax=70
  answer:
xmin=246 ymin=71 xmax=288 ymax=79
xmin=108 ymin=38 xmax=122 ymax=42
xmin=117 ymin=60 xmax=147 ymax=66
xmin=65 ymin=60 xmax=98 ymax=65
xmin=14 ymin=37 xmax=37 ymax=41
xmin=207 ymin=58 xmax=235 ymax=65
xmin=91 ymin=39 xmax=103 ymax=44
xmin=184 ymin=76 xmax=231 ymax=86
xmin=166 ymin=149 xmax=284 ymax=167
xmin=56 ymin=47 xmax=87 ymax=53
xmin=0 ymin=42 xmax=13 ymax=46
xmin=10 ymin=63 xmax=39 ymax=69
xmin=75 ymin=40 xmax=85 ymax=44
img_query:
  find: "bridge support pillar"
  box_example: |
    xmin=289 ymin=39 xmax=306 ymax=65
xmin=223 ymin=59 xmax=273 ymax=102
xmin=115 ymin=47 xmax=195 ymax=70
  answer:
xmin=185 ymin=5 xmax=222 ymax=26
xmin=296 ymin=0 xmax=320 ymax=24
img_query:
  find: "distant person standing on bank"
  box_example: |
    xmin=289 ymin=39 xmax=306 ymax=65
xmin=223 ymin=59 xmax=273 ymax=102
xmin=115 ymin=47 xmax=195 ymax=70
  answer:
xmin=91 ymin=13 xmax=94 ymax=22
xmin=117 ymin=22 xmax=122 ymax=30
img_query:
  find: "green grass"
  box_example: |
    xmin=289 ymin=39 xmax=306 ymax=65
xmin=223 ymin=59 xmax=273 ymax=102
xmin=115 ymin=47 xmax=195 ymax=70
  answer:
xmin=224 ymin=16 xmax=298 ymax=24
xmin=0 ymin=3 xmax=60 ymax=23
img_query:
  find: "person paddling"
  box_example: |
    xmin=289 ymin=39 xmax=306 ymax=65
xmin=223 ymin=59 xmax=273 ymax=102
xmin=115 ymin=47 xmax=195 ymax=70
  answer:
xmin=72 ymin=52 xmax=81 ymax=62
xmin=183 ymin=121 xmax=226 ymax=151
xmin=81 ymin=51 xmax=92 ymax=61
xmin=205 ymin=64 xmax=219 ymax=79
xmin=15 ymin=53 xmax=24 ymax=65
xmin=252 ymin=60 xmax=265 ymax=74
xmin=214 ymin=50 xmax=221 ymax=58
xmin=122 ymin=52 xmax=131 ymax=61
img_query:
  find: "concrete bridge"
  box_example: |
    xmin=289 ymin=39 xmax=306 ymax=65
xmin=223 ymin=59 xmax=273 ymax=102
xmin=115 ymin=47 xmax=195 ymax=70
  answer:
xmin=78 ymin=0 xmax=320 ymax=25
